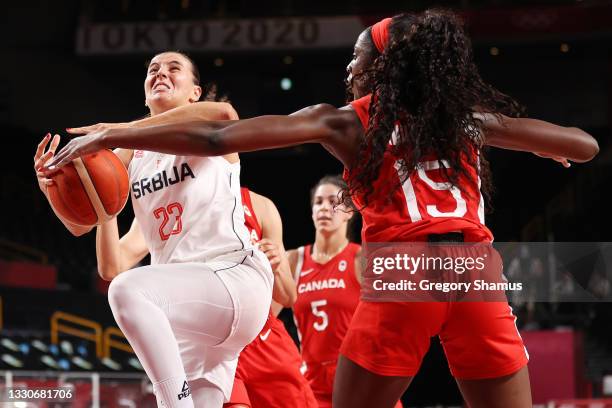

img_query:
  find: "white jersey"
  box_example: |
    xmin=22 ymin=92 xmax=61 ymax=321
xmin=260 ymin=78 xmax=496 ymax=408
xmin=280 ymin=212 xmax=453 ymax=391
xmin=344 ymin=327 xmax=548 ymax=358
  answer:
xmin=128 ymin=150 xmax=256 ymax=265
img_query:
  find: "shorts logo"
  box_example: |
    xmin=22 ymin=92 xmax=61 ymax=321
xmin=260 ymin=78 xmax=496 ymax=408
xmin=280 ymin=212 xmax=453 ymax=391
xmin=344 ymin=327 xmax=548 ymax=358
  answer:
xmin=338 ymin=260 xmax=347 ymax=272
xmin=177 ymin=381 xmax=191 ymax=400
xmin=259 ymin=328 xmax=272 ymax=341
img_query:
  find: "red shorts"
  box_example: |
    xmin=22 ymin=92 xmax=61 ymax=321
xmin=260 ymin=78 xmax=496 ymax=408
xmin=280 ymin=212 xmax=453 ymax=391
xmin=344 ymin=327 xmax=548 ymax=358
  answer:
xmin=302 ymin=361 xmax=335 ymax=408
xmin=340 ymin=301 xmax=529 ymax=379
xmin=225 ymin=314 xmax=317 ymax=408
xmin=304 ymin=361 xmax=403 ymax=408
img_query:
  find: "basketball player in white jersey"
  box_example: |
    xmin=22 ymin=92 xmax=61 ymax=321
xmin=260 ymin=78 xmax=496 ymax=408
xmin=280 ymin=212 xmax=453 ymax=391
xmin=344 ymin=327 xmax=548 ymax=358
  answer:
xmin=34 ymin=51 xmax=273 ymax=408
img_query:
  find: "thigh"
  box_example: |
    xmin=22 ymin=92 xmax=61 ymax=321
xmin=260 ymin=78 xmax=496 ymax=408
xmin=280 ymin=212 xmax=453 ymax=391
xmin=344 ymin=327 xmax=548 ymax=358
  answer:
xmin=456 ymin=366 xmax=532 ymax=408
xmin=190 ymin=377 xmax=226 ymax=408
xmin=340 ymin=301 xmax=447 ymax=377
xmin=115 ymin=262 xmax=236 ymax=345
xmin=333 ymin=355 xmax=412 ymax=408
xmin=440 ymin=302 xmax=529 ymax=380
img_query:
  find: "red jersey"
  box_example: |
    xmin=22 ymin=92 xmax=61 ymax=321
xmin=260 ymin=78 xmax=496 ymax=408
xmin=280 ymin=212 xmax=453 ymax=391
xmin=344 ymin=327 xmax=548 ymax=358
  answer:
xmin=241 ymin=187 xmax=263 ymax=244
xmin=231 ymin=188 xmax=317 ymax=407
xmin=346 ymin=94 xmax=493 ymax=243
xmin=293 ymin=243 xmax=361 ymax=365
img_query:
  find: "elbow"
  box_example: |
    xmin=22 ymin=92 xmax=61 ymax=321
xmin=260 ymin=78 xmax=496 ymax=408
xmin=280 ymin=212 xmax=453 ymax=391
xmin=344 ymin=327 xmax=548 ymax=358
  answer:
xmin=219 ymin=102 xmax=239 ymax=121
xmin=187 ymin=127 xmax=228 ymax=156
xmin=272 ymin=286 xmax=298 ymax=308
xmin=97 ymin=265 xmax=118 ymax=281
xmin=583 ymin=135 xmax=599 ymax=162
xmin=282 ymin=288 xmax=298 ymax=308
xmin=205 ymin=128 xmax=234 ymax=156
xmin=573 ymin=128 xmax=599 ymax=162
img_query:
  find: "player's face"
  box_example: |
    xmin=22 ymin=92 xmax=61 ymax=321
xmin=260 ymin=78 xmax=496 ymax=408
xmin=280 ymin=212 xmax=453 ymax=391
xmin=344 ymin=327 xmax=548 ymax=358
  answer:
xmin=312 ymin=184 xmax=351 ymax=233
xmin=144 ymin=52 xmax=202 ymax=115
xmin=346 ymin=30 xmax=375 ymax=100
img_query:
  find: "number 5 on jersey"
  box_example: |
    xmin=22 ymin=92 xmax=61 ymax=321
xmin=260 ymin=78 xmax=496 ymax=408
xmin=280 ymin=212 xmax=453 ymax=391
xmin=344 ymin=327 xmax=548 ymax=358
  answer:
xmin=311 ymin=299 xmax=328 ymax=331
xmin=154 ymin=202 xmax=183 ymax=241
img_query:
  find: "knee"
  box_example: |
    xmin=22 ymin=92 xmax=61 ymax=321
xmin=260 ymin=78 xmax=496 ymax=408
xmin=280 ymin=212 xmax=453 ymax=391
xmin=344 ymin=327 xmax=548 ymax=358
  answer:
xmin=108 ymin=274 xmax=140 ymax=324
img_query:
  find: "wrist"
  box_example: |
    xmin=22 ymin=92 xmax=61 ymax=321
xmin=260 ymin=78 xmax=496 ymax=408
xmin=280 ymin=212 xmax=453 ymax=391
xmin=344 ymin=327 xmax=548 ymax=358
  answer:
xmin=100 ymin=128 xmax=125 ymax=149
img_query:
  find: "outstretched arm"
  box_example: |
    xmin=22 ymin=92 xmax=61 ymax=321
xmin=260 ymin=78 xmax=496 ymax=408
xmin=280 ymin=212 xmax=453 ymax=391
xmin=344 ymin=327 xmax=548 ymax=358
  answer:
xmin=66 ymin=101 xmax=239 ymax=134
xmin=480 ymin=113 xmax=599 ymax=163
xmin=46 ymin=104 xmax=359 ymax=169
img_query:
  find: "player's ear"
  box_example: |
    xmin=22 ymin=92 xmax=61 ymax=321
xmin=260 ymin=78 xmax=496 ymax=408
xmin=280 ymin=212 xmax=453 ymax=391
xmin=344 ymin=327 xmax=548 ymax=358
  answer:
xmin=343 ymin=207 xmax=354 ymax=222
xmin=190 ymin=85 xmax=202 ymax=103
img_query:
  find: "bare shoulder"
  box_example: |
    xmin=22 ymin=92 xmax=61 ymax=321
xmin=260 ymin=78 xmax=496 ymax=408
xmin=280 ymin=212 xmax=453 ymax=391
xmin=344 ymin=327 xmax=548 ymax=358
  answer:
xmin=314 ymin=104 xmax=363 ymax=168
xmin=296 ymin=103 xmax=360 ymax=127
xmin=248 ymin=190 xmax=270 ymax=219
xmin=248 ymin=190 xmax=283 ymax=235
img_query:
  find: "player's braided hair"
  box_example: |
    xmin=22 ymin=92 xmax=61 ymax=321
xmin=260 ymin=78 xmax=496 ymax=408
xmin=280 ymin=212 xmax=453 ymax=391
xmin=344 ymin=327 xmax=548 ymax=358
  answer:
xmin=345 ymin=10 xmax=523 ymax=210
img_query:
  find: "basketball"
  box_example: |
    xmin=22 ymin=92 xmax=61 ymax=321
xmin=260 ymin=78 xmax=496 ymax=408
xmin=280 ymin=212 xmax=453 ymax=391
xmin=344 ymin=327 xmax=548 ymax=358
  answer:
xmin=47 ymin=149 xmax=129 ymax=226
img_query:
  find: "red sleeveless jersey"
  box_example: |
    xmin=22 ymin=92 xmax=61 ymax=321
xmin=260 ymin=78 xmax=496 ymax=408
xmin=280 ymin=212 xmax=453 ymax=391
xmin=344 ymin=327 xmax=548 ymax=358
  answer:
xmin=346 ymin=94 xmax=493 ymax=243
xmin=241 ymin=187 xmax=263 ymax=245
xmin=293 ymin=243 xmax=361 ymax=364
xmin=232 ymin=188 xmax=318 ymax=407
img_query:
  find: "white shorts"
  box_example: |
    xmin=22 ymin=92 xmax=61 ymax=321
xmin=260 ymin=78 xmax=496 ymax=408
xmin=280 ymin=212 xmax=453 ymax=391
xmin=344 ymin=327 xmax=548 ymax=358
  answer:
xmin=110 ymin=250 xmax=273 ymax=401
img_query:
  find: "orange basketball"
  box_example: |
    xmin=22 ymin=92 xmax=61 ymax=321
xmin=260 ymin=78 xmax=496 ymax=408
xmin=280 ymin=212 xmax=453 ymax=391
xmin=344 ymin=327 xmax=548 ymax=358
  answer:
xmin=47 ymin=150 xmax=129 ymax=226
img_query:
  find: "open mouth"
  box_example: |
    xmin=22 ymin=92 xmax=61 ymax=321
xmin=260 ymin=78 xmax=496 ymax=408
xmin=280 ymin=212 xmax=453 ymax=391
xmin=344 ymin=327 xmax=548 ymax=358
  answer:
xmin=153 ymin=83 xmax=171 ymax=91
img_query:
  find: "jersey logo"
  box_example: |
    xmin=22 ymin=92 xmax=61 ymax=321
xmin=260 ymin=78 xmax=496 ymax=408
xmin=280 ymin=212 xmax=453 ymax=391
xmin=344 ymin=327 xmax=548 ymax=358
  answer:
xmin=177 ymin=381 xmax=191 ymax=400
xmin=338 ymin=260 xmax=347 ymax=272
xmin=249 ymin=229 xmax=259 ymax=245
xmin=300 ymin=268 xmax=315 ymax=277
xmin=132 ymin=162 xmax=195 ymax=200
xmin=259 ymin=328 xmax=272 ymax=341
xmin=298 ymin=278 xmax=346 ymax=294
xmin=134 ymin=150 xmax=144 ymax=158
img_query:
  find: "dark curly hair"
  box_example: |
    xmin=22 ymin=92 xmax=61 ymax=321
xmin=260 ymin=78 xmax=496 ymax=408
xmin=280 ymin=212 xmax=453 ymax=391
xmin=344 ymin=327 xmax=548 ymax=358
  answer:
xmin=346 ymin=10 xmax=523 ymax=210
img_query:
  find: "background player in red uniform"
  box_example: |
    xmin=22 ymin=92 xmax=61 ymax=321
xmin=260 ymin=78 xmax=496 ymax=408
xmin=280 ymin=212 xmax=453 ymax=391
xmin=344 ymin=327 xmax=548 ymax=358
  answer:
xmin=48 ymin=9 xmax=599 ymax=408
xmin=288 ymin=175 xmax=359 ymax=407
xmin=225 ymin=187 xmax=317 ymax=408
xmin=288 ymin=175 xmax=403 ymax=408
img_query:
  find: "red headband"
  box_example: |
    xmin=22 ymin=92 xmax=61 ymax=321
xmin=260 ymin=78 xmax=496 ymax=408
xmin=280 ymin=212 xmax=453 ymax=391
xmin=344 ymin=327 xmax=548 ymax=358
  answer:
xmin=371 ymin=17 xmax=392 ymax=53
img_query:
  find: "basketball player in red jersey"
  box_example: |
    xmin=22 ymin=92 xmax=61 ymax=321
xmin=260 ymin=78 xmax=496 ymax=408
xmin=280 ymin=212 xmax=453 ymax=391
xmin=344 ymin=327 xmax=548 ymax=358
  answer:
xmin=288 ymin=175 xmax=403 ymax=408
xmin=226 ymin=187 xmax=317 ymax=408
xmin=48 ymin=9 xmax=599 ymax=408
